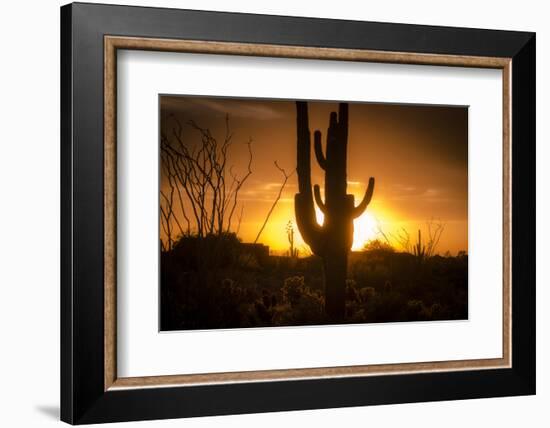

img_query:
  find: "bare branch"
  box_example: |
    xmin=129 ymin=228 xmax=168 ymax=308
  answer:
xmin=160 ymin=114 xmax=254 ymax=247
xmin=227 ymin=138 xmax=253 ymax=232
xmin=235 ymin=204 xmax=245 ymax=236
xmin=254 ymin=161 xmax=294 ymax=243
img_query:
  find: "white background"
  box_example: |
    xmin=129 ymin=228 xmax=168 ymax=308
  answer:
xmin=118 ymin=51 xmax=503 ymax=377
xmin=0 ymin=0 xmax=546 ymax=427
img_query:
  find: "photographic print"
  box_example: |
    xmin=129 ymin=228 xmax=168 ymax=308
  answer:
xmin=160 ymin=96 xmax=468 ymax=331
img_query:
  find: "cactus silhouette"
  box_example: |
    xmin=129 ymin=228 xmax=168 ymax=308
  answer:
xmin=294 ymin=101 xmax=375 ymax=321
xmin=413 ymin=229 xmax=426 ymax=263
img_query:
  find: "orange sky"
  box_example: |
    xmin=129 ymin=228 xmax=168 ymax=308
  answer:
xmin=160 ymin=95 xmax=468 ymax=255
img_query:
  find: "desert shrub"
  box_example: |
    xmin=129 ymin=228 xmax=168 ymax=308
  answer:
xmin=270 ymin=276 xmax=325 ymax=325
xmin=237 ymin=253 xmax=262 ymax=270
xmin=347 ymin=304 xmax=367 ymax=323
xmin=160 ymin=235 xmax=468 ymax=330
xmin=362 ymin=239 xmax=395 ymax=255
xmin=346 ymin=279 xmax=359 ymax=302
xmin=254 ymin=300 xmax=272 ymax=324
xmin=282 ymin=276 xmax=306 ymax=306
xmin=170 ymin=232 xmax=241 ymax=270
xmin=406 ymin=299 xmax=425 ymax=320
xmin=358 ymin=286 xmax=376 ymax=303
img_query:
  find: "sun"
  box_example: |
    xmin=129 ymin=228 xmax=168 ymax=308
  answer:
xmin=352 ymin=212 xmax=378 ymax=251
xmin=314 ymin=207 xmax=379 ymax=251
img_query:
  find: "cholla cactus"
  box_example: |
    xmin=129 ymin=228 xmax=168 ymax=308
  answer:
xmin=282 ymin=276 xmax=306 ymax=306
xmin=294 ymin=102 xmax=375 ymax=321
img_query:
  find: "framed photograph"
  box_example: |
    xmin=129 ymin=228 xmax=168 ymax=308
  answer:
xmin=61 ymin=2 xmax=535 ymax=424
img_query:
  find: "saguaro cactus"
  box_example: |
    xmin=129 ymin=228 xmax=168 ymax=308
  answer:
xmin=294 ymin=101 xmax=375 ymax=321
xmin=413 ymin=229 xmax=426 ymax=263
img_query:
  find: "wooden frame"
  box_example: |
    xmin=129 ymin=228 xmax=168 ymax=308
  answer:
xmin=62 ymin=2 xmax=535 ymax=424
xmin=104 ymin=35 xmax=513 ymax=390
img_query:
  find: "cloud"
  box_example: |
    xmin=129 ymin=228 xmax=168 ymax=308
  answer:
xmin=387 ymin=184 xmax=462 ymax=204
xmin=162 ymin=96 xmax=285 ymax=121
xmin=238 ymin=182 xmax=296 ymax=203
xmin=194 ymin=99 xmax=283 ymax=120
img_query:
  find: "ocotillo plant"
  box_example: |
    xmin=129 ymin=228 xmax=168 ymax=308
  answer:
xmin=294 ymin=101 xmax=375 ymax=321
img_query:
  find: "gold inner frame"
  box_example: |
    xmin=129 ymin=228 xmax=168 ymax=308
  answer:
xmin=104 ymin=35 xmax=512 ymax=391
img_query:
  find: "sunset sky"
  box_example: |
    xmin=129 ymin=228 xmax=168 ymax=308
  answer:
xmin=160 ymin=95 xmax=468 ymax=255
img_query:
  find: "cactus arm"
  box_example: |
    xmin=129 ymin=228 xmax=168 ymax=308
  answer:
xmin=295 ymin=101 xmax=324 ymax=255
xmin=352 ymin=177 xmax=375 ymax=218
xmin=313 ymin=131 xmax=327 ymax=170
xmin=313 ymin=184 xmax=327 ymax=214
xmin=295 ymin=193 xmax=324 ymax=255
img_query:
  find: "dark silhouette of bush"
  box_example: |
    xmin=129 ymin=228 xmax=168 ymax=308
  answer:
xmin=160 ymin=231 xmax=467 ymax=330
xmin=362 ymin=239 xmax=395 ymax=255
xmin=169 ymin=232 xmax=241 ymax=270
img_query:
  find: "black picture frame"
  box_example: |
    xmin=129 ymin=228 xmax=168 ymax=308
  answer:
xmin=61 ymin=2 xmax=535 ymax=424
